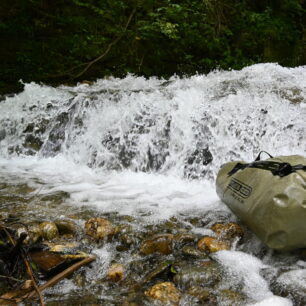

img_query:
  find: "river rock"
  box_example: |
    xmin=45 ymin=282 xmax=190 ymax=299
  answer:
xmin=140 ymin=234 xmax=174 ymax=255
xmin=27 ymin=223 xmax=43 ymax=243
xmin=173 ymin=261 xmax=221 ymax=289
xmin=211 ymin=222 xmax=243 ymax=240
xmin=182 ymin=246 xmax=209 ymax=259
xmin=198 ymin=236 xmax=230 ymax=253
xmin=84 ymin=217 xmax=115 ymax=240
xmin=187 ymin=286 xmax=216 ymax=304
xmin=107 ymin=263 xmax=124 ymax=282
xmin=55 ymin=219 xmax=78 ymax=235
xmin=217 ymin=289 xmax=246 ymax=305
xmin=23 ymin=134 xmax=43 ymax=151
xmin=39 ymin=221 xmax=59 ymax=240
xmin=145 ymin=282 xmax=181 ymax=305
xmin=143 ymin=261 xmax=172 ymax=283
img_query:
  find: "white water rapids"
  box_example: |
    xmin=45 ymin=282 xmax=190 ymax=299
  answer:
xmin=0 ymin=63 xmax=305 ymax=305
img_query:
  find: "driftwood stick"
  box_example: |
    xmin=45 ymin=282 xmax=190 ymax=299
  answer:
xmin=21 ymin=256 xmax=95 ymax=301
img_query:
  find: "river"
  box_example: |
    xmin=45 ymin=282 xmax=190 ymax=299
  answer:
xmin=0 ymin=63 xmax=305 ymax=305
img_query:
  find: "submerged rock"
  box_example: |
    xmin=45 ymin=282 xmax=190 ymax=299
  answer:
xmin=84 ymin=218 xmax=115 ymax=240
xmin=140 ymin=234 xmax=174 ymax=255
xmin=107 ymin=263 xmax=125 ymax=282
xmin=211 ymin=222 xmax=244 ymax=240
xmin=145 ymin=282 xmax=181 ymax=305
xmin=217 ymin=289 xmax=246 ymax=305
xmin=198 ymin=236 xmax=230 ymax=253
xmin=173 ymin=261 xmax=221 ymax=289
xmin=181 ymin=246 xmax=209 ymax=259
xmin=187 ymin=286 xmax=216 ymax=304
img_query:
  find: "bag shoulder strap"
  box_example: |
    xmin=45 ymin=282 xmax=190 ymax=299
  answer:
xmin=228 ymin=159 xmax=306 ymax=177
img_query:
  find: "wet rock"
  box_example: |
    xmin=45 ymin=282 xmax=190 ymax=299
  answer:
xmin=84 ymin=218 xmax=115 ymax=240
xmin=143 ymin=261 xmax=172 ymax=283
xmin=271 ymin=269 xmax=306 ymax=305
xmin=116 ymin=224 xmax=136 ymax=247
xmin=23 ymin=123 xmax=34 ymax=133
xmin=140 ymin=234 xmax=174 ymax=255
xmin=198 ymin=236 xmax=230 ymax=253
xmin=173 ymin=261 xmax=221 ymax=289
xmin=182 ymin=246 xmax=209 ymax=259
xmin=54 ymin=219 xmax=78 ymax=235
xmin=187 ymin=286 xmax=216 ymax=304
xmin=145 ymin=282 xmax=181 ymax=305
xmin=27 ymin=223 xmax=43 ymax=243
xmin=39 ymin=221 xmax=59 ymax=240
xmin=217 ymin=289 xmax=246 ymax=305
xmin=107 ymin=263 xmax=124 ymax=282
xmin=211 ymin=222 xmax=244 ymax=240
xmin=184 ymin=147 xmax=213 ymax=178
xmin=0 ymin=129 xmax=6 ymax=141
xmin=23 ymin=134 xmax=43 ymax=151
xmin=173 ymin=233 xmax=195 ymax=246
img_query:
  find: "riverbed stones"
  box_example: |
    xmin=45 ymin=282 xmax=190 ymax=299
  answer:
xmin=39 ymin=221 xmax=59 ymax=240
xmin=198 ymin=236 xmax=230 ymax=253
xmin=84 ymin=217 xmax=115 ymax=240
xmin=173 ymin=261 xmax=221 ymax=289
xmin=140 ymin=234 xmax=174 ymax=255
xmin=211 ymin=222 xmax=244 ymax=240
xmin=145 ymin=282 xmax=181 ymax=305
xmin=107 ymin=263 xmax=124 ymax=282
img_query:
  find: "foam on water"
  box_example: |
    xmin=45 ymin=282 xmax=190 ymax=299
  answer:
xmin=0 ymin=63 xmax=305 ymax=304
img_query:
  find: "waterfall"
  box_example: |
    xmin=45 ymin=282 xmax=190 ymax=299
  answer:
xmin=0 ymin=63 xmax=305 ymax=181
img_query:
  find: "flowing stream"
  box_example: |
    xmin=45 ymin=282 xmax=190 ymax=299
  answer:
xmin=0 ymin=63 xmax=305 ymax=305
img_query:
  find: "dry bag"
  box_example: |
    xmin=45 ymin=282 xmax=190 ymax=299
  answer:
xmin=216 ymin=154 xmax=306 ymax=251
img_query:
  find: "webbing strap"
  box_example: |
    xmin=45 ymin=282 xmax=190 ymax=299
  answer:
xmin=228 ymin=161 xmax=306 ymax=177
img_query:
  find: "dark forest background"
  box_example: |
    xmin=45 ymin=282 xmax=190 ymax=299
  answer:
xmin=0 ymin=0 xmax=305 ymax=95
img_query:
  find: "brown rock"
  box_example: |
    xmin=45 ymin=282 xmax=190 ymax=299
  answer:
xmin=140 ymin=234 xmax=174 ymax=255
xmin=84 ymin=218 xmax=115 ymax=240
xmin=211 ymin=222 xmax=243 ymax=240
xmin=39 ymin=222 xmax=59 ymax=240
xmin=145 ymin=282 xmax=180 ymax=305
xmin=198 ymin=236 xmax=230 ymax=253
xmin=107 ymin=263 xmax=124 ymax=282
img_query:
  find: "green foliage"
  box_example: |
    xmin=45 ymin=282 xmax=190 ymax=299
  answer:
xmin=0 ymin=0 xmax=305 ymax=95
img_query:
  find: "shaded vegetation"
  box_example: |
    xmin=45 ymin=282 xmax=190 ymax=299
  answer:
xmin=0 ymin=0 xmax=305 ymax=95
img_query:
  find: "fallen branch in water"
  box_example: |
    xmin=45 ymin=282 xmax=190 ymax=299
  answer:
xmin=19 ymin=256 xmax=95 ymax=302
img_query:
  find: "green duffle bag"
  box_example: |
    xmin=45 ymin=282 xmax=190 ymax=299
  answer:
xmin=216 ymin=153 xmax=306 ymax=251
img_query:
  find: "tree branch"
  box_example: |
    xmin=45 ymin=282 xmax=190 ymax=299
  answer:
xmin=71 ymin=7 xmax=136 ymax=80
